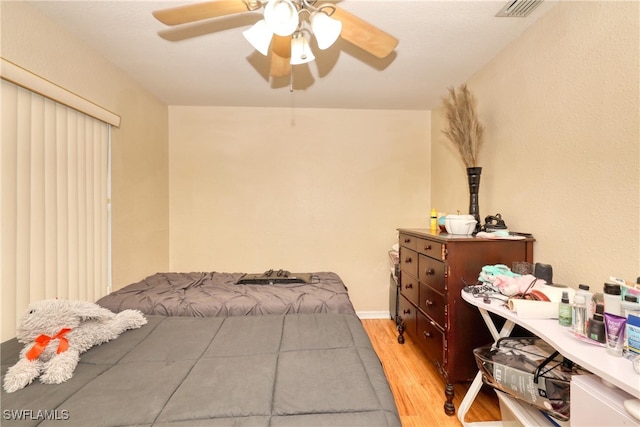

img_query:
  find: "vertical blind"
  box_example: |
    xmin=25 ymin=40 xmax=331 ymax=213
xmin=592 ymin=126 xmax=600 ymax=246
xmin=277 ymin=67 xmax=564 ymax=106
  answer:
xmin=1 ymin=79 xmax=111 ymax=340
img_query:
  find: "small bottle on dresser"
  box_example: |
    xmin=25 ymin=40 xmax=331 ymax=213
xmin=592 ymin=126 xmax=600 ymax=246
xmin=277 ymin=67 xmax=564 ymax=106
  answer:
xmin=430 ymin=208 xmax=437 ymax=231
xmin=558 ymin=291 xmax=572 ymax=327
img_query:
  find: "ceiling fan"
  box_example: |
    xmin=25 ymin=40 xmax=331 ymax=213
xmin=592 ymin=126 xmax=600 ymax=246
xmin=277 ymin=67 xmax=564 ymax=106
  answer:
xmin=152 ymin=0 xmax=399 ymax=79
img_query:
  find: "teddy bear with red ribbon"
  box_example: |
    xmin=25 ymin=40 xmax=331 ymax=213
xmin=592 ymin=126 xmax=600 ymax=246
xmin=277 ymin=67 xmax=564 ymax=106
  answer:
xmin=3 ymin=299 xmax=146 ymax=393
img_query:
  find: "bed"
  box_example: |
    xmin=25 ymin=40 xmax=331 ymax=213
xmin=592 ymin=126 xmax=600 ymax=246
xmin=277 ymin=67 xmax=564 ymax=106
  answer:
xmin=96 ymin=271 xmax=356 ymax=317
xmin=1 ymin=313 xmax=401 ymax=426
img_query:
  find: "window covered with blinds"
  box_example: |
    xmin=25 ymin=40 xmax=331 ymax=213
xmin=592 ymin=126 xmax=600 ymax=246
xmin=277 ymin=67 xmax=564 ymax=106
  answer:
xmin=1 ymin=79 xmax=111 ymax=340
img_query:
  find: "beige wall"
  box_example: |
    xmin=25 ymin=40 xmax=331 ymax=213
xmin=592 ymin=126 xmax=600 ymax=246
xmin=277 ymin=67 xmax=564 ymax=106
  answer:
xmin=3 ymin=0 xmax=637 ymax=328
xmin=169 ymin=106 xmax=430 ymax=312
xmin=1 ymin=2 xmax=170 ymax=302
xmin=432 ymin=1 xmax=640 ymax=290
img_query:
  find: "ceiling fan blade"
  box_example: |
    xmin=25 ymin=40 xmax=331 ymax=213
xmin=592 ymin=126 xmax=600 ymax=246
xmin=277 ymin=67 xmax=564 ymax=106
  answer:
xmin=153 ymin=0 xmax=252 ymax=26
xmin=270 ymin=35 xmax=291 ymax=78
xmin=331 ymin=6 xmax=398 ymax=59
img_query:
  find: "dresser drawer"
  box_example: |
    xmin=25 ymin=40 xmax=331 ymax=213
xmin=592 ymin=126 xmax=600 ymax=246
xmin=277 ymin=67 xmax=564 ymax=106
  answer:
xmin=419 ymin=283 xmax=445 ymax=328
xmin=399 ymin=247 xmax=418 ymax=277
xmin=399 ymin=233 xmax=418 ymax=251
xmin=398 ymin=295 xmax=417 ymax=337
xmin=418 ymin=254 xmax=445 ymax=293
xmin=417 ymin=238 xmax=444 ymax=260
xmin=400 ymin=274 xmax=419 ymax=305
xmin=417 ymin=311 xmax=444 ymax=367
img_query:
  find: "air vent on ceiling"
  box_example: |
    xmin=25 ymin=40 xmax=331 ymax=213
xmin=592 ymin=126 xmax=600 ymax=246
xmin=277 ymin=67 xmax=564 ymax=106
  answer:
xmin=496 ymin=0 xmax=543 ymax=17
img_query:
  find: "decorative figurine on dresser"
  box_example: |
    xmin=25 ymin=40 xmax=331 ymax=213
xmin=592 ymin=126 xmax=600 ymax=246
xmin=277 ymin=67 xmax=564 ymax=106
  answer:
xmin=395 ymin=228 xmax=534 ymax=416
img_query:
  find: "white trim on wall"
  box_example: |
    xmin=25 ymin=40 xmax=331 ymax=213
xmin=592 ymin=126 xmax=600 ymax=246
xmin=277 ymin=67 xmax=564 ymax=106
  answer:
xmin=356 ymin=311 xmax=391 ymax=320
xmin=0 ymin=57 xmax=121 ymax=127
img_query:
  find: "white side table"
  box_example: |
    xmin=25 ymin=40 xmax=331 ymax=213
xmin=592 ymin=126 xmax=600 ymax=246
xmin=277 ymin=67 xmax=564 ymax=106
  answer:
xmin=459 ymin=290 xmax=640 ymax=427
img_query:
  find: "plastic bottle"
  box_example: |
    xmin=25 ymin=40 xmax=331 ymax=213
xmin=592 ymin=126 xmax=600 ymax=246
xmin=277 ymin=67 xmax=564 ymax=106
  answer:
xmin=621 ymin=295 xmax=640 ymax=318
xmin=572 ymin=294 xmax=587 ymax=337
xmin=576 ymin=284 xmax=595 ymax=323
xmin=558 ymin=291 xmax=572 ymax=327
xmin=603 ymin=282 xmax=622 ymax=316
xmin=588 ymin=304 xmax=606 ymax=343
xmin=430 ymin=208 xmax=437 ymax=231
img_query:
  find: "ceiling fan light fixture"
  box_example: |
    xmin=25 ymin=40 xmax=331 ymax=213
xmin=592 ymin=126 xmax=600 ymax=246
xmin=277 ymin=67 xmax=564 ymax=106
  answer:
xmin=151 ymin=0 xmax=399 ymax=81
xmin=310 ymin=10 xmax=342 ymax=50
xmin=264 ymin=0 xmax=299 ymax=36
xmin=290 ymin=32 xmax=315 ymax=65
xmin=243 ymin=19 xmax=272 ymax=55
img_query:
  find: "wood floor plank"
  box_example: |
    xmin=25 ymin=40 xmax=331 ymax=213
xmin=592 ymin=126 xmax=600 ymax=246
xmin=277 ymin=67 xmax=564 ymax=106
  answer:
xmin=362 ymin=318 xmax=502 ymax=426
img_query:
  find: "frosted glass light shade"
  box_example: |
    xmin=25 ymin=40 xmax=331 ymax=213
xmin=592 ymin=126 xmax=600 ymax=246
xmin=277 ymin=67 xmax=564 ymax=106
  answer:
xmin=310 ymin=11 xmax=342 ymax=50
xmin=243 ymin=20 xmax=272 ymax=56
xmin=290 ymin=33 xmax=315 ymax=65
xmin=264 ymin=0 xmax=299 ymax=36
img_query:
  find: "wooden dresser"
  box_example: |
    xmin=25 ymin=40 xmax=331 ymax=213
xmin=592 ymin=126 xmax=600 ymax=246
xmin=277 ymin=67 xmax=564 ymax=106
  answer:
xmin=396 ymin=228 xmax=534 ymax=416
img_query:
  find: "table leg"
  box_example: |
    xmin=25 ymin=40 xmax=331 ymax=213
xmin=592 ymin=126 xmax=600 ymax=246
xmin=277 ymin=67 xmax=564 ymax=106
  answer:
xmin=457 ymin=307 xmax=515 ymax=426
xmin=457 ymin=371 xmax=485 ymax=424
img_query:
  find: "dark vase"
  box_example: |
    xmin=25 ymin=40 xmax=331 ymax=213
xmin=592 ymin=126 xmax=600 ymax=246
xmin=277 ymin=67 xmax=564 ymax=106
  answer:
xmin=467 ymin=167 xmax=482 ymax=233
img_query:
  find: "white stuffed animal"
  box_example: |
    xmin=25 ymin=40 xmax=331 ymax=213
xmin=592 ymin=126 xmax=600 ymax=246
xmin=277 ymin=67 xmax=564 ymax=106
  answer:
xmin=3 ymin=299 xmax=146 ymax=393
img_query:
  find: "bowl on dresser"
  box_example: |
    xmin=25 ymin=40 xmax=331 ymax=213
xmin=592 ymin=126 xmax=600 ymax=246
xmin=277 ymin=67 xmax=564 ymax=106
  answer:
xmin=444 ymin=214 xmax=477 ymax=235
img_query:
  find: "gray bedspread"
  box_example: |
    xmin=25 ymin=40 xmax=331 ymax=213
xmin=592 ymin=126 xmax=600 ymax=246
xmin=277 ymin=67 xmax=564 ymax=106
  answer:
xmin=1 ymin=314 xmax=400 ymax=427
xmin=96 ymin=271 xmax=356 ymax=317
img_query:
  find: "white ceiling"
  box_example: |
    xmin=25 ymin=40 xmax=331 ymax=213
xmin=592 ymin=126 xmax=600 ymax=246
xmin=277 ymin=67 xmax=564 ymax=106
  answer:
xmin=28 ymin=0 xmax=558 ymax=110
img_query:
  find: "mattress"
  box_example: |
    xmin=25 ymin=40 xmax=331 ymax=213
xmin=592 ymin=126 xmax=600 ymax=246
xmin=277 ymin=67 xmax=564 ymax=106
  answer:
xmin=1 ymin=313 xmax=400 ymax=427
xmin=96 ymin=271 xmax=356 ymax=317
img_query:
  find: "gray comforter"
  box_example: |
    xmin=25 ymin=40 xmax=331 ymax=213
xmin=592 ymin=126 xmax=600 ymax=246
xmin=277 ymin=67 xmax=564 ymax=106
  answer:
xmin=96 ymin=271 xmax=356 ymax=316
xmin=1 ymin=314 xmax=400 ymax=426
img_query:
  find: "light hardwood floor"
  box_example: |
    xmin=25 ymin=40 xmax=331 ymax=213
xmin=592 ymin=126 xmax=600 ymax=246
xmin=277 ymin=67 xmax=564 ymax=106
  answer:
xmin=361 ymin=318 xmax=502 ymax=427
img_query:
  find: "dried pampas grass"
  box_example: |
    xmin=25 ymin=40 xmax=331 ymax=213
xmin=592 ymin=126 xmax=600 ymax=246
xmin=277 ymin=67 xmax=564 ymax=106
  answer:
xmin=442 ymin=84 xmax=484 ymax=168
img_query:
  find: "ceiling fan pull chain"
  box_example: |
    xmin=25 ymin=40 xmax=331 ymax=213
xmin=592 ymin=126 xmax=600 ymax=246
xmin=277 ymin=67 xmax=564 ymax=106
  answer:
xmin=290 ymin=70 xmax=297 ymax=126
xmin=289 ymin=67 xmax=294 ymax=93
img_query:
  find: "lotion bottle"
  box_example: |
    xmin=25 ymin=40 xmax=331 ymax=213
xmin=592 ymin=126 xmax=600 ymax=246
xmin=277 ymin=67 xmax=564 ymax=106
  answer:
xmin=603 ymin=282 xmax=622 ymax=316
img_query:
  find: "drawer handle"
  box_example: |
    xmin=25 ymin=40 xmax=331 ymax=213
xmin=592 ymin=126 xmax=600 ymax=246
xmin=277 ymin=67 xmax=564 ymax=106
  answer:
xmin=404 ymin=238 xmax=411 ymax=243
xmin=424 ymin=244 xmax=432 ymax=251
xmin=403 ymin=309 xmax=411 ymax=315
xmin=405 ymin=283 xmax=413 ymax=289
xmin=425 ymin=299 xmax=434 ymax=306
xmin=425 ymin=268 xmax=435 ymax=275
xmin=404 ymin=257 xmax=413 ymax=263
xmin=430 ymin=320 xmax=436 ymax=327
xmin=423 ymin=331 xmax=432 ymax=338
